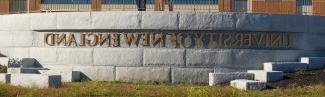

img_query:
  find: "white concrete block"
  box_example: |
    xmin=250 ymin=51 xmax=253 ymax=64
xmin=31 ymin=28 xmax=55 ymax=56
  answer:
xmin=230 ymin=79 xmax=266 ymax=90
xmin=213 ymin=68 xmax=243 ymax=72
xmin=30 ymin=13 xmax=57 ymax=30
xmin=143 ymin=48 xmax=185 ymax=67
xmin=301 ymin=57 xmax=325 ymax=70
xmin=0 ymin=73 xmax=10 ymax=83
xmin=209 ymin=72 xmax=254 ymax=86
xmin=7 ymin=68 xmax=27 ymax=74
xmin=92 ymin=11 xmax=140 ymax=29
xmin=57 ymin=48 xmax=93 ymax=65
xmin=39 ymin=70 xmax=80 ymax=82
xmin=7 ymin=67 xmax=48 ymax=74
xmin=93 ymin=48 xmax=143 ymax=66
xmin=40 ymin=65 xmax=78 ymax=82
xmin=29 ymin=65 xmax=81 ymax=82
xmin=29 ymin=48 xmax=57 ymax=65
xmin=57 ymin=12 xmax=91 ymax=29
xmin=73 ymin=66 xmax=115 ymax=81
xmin=10 ymin=74 xmax=61 ymax=88
xmin=247 ymin=70 xmax=283 ymax=82
xmin=141 ymin=12 xmax=178 ymax=29
xmin=264 ymin=62 xmax=308 ymax=73
xmin=116 ymin=67 xmax=170 ymax=82
xmin=172 ymin=68 xmax=213 ymax=83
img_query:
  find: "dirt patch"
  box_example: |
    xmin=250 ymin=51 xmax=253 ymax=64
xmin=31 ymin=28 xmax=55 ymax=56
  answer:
xmin=269 ymin=68 xmax=325 ymax=88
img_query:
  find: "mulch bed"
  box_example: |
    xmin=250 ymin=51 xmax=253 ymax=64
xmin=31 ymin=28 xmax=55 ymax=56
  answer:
xmin=268 ymin=68 xmax=325 ymax=88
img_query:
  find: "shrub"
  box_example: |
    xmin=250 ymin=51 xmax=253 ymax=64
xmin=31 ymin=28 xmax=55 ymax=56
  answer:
xmin=0 ymin=65 xmax=7 ymax=73
xmin=296 ymin=68 xmax=305 ymax=75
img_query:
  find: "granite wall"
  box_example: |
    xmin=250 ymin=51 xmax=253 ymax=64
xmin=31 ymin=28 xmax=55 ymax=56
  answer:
xmin=0 ymin=12 xmax=325 ymax=83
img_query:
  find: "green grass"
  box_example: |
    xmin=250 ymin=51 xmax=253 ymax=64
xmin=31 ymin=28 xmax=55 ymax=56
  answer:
xmin=0 ymin=81 xmax=324 ymax=97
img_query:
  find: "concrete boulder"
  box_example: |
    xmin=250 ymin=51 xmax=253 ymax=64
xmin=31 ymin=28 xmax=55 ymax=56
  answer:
xmin=264 ymin=62 xmax=307 ymax=73
xmin=209 ymin=72 xmax=254 ymax=86
xmin=230 ymin=79 xmax=266 ymax=90
xmin=301 ymin=57 xmax=325 ymax=70
xmin=247 ymin=70 xmax=283 ymax=82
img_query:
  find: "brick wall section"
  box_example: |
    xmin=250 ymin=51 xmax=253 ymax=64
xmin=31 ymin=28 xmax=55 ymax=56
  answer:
xmin=0 ymin=0 xmax=9 ymax=14
xmin=251 ymin=0 xmax=296 ymax=15
xmin=28 ymin=0 xmax=41 ymax=12
xmin=91 ymin=0 xmax=102 ymax=11
xmin=313 ymin=0 xmax=325 ymax=16
xmin=218 ymin=0 xmax=232 ymax=12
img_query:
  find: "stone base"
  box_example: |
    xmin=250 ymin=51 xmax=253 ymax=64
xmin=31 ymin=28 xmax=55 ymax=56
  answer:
xmin=172 ymin=68 xmax=213 ymax=84
xmin=10 ymin=74 xmax=61 ymax=88
xmin=230 ymin=79 xmax=266 ymax=90
xmin=209 ymin=72 xmax=254 ymax=86
xmin=247 ymin=70 xmax=283 ymax=82
xmin=264 ymin=62 xmax=307 ymax=73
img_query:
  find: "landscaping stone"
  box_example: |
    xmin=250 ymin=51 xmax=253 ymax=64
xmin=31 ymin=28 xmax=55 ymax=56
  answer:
xmin=247 ymin=70 xmax=283 ymax=82
xmin=209 ymin=72 xmax=254 ymax=86
xmin=10 ymin=74 xmax=61 ymax=88
xmin=264 ymin=62 xmax=308 ymax=73
xmin=301 ymin=57 xmax=325 ymax=70
xmin=230 ymin=79 xmax=267 ymax=90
